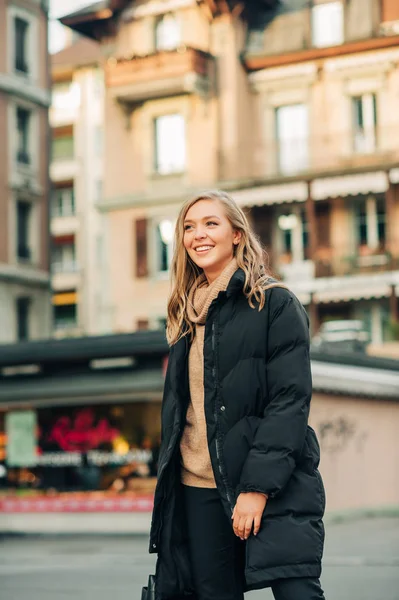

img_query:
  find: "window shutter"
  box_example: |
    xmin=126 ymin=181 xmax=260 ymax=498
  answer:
xmin=135 ymin=218 xmax=148 ymax=278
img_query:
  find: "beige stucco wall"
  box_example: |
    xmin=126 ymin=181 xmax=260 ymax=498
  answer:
xmin=108 ymin=205 xmax=175 ymax=330
xmin=102 ymin=9 xmax=399 ymax=331
xmin=310 ymin=393 xmax=399 ymax=512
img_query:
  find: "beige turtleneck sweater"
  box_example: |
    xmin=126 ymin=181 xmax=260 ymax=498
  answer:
xmin=180 ymin=258 xmax=238 ymax=488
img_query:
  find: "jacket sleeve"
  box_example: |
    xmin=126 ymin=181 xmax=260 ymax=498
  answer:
xmin=237 ymin=288 xmax=312 ymax=498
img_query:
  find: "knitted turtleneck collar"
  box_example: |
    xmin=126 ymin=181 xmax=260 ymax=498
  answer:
xmin=186 ymin=258 xmax=238 ymax=325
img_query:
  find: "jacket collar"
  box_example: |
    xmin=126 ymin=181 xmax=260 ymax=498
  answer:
xmin=225 ymin=268 xmax=246 ymax=298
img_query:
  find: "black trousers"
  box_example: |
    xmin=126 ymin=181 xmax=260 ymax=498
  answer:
xmin=183 ymin=486 xmax=325 ymax=600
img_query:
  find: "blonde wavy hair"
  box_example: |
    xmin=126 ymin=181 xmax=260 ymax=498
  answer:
xmin=166 ymin=190 xmax=285 ymax=346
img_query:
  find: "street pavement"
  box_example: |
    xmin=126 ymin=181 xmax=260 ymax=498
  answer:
xmin=0 ymin=517 xmax=398 ymax=600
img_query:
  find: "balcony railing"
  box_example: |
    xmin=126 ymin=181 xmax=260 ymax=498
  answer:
xmin=218 ymin=126 xmax=399 ymax=182
xmin=106 ymin=46 xmax=214 ymax=102
xmin=314 ymin=249 xmax=399 ymax=278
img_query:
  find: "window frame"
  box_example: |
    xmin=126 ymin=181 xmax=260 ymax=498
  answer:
xmin=7 ymin=4 xmax=39 ymax=81
xmin=154 ymin=12 xmax=181 ymax=51
xmin=311 ymin=1 xmax=344 ymax=49
xmin=16 ymin=106 xmax=31 ymax=165
xmin=275 ymin=103 xmax=309 ymax=175
xmin=16 ymin=200 xmax=32 ymax=262
xmin=352 ymin=93 xmax=378 ymax=154
xmin=154 ymin=113 xmax=186 ymax=175
xmin=14 ymin=16 xmax=29 ymax=74
xmin=16 ymin=296 xmax=30 ymax=341
xmin=52 ymin=187 xmax=75 ymax=218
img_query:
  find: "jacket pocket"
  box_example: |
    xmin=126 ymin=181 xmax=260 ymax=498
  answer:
xmin=222 ymin=416 xmax=261 ymax=491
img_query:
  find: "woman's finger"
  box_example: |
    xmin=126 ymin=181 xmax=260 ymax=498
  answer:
xmin=238 ymin=516 xmax=247 ymax=539
xmin=253 ymin=513 xmax=262 ymax=536
xmin=244 ymin=516 xmax=253 ymax=540
xmin=233 ymin=511 xmax=240 ymax=536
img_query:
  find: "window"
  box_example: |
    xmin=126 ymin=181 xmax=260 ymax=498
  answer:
xmin=16 ymin=107 xmax=31 ymax=164
xmin=54 ymin=304 xmax=77 ymax=331
xmin=52 ymin=136 xmax=74 ymax=161
xmin=155 ymin=13 xmax=180 ymax=51
xmin=156 ymin=220 xmax=174 ymax=274
xmin=312 ymin=1 xmax=344 ymax=48
xmin=275 ymin=104 xmax=309 ymax=175
xmin=52 ymin=187 xmax=75 ymax=217
xmin=52 ymin=241 xmax=77 ymax=273
xmin=52 ymin=82 xmax=80 ymax=110
xmin=16 ymin=297 xmax=30 ymax=341
xmin=352 ymin=94 xmax=377 ymax=154
xmin=14 ymin=17 xmax=29 ymax=73
xmin=355 ymin=197 xmax=386 ymax=249
xmin=278 ymin=210 xmax=309 ymax=262
xmin=16 ymin=201 xmax=31 ymax=260
xmin=154 ymin=114 xmax=186 ymax=175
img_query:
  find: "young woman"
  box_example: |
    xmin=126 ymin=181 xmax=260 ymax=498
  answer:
xmin=149 ymin=190 xmax=325 ymax=600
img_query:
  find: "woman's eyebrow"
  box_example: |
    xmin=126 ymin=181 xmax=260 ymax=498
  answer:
xmin=184 ymin=215 xmax=221 ymax=224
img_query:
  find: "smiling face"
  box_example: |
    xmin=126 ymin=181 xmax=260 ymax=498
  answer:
xmin=183 ymin=199 xmax=241 ymax=283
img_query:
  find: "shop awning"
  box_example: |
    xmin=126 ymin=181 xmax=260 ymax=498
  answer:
xmin=53 ymin=292 xmax=78 ymax=306
xmin=311 ymin=171 xmax=388 ymax=201
xmin=233 ymin=182 xmax=308 ymax=207
xmin=0 ymin=368 xmax=164 ymax=409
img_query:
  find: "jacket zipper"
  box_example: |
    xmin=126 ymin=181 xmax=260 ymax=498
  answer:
xmin=212 ymin=321 xmax=234 ymax=513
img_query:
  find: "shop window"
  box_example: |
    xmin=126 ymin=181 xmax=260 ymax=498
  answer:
xmin=14 ymin=16 xmax=29 ymax=74
xmin=154 ymin=114 xmax=186 ymax=175
xmin=0 ymin=403 xmax=161 ymax=495
xmin=312 ymin=1 xmax=344 ymax=48
xmin=352 ymin=94 xmax=377 ymax=154
xmin=155 ymin=13 xmax=181 ymax=51
xmin=16 ymin=106 xmax=31 ymax=164
xmin=16 ymin=296 xmax=30 ymax=341
xmin=275 ymin=104 xmax=309 ymax=175
xmin=16 ymin=200 xmax=31 ymax=261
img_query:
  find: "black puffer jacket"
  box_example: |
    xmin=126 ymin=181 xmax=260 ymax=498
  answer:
xmin=149 ymin=270 xmax=325 ymax=599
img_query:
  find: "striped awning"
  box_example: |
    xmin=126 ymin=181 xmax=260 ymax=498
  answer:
xmin=233 ymin=182 xmax=308 ymax=207
xmin=311 ymin=171 xmax=388 ymax=201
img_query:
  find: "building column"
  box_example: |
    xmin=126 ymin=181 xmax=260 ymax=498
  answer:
xmin=292 ymin=205 xmax=304 ymax=262
xmin=390 ymin=284 xmax=398 ymax=323
xmin=366 ymin=195 xmax=378 ymax=249
xmin=370 ymin=304 xmax=383 ymax=344
xmin=308 ymin=292 xmax=320 ymax=335
xmin=385 ymin=177 xmax=395 ymax=258
xmin=305 ymin=181 xmax=317 ymax=260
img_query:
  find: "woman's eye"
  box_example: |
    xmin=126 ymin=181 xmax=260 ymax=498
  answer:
xmin=207 ymin=221 xmax=217 ymax=227
xmin=184 ymin=225 xmax=192 ymax=231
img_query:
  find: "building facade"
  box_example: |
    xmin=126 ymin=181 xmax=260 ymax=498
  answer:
xmin=61 ymin=0 xmax=399 ymax=343
xmin=50 ymin=38 xmax=109 ymax=337
xmin=0 ymin=0 xmax=52 ymax=343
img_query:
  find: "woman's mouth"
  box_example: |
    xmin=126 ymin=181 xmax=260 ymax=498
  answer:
xmin=194 ymin=245 xmax=214 ymax=254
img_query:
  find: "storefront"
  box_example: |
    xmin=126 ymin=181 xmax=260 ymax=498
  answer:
xmin=0 ymin=331 xmax=168 ymax=512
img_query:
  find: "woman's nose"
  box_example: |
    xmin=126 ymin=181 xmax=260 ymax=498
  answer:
xmin=194 ymin=228 xmax=206 ymax=239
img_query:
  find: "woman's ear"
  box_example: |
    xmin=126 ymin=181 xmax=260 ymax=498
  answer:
xmin=233 ymin=231 xmax=241 ymax=246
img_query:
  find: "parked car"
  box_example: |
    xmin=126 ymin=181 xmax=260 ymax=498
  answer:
xmin=311 ymin=320 xmax=369 ymax=353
